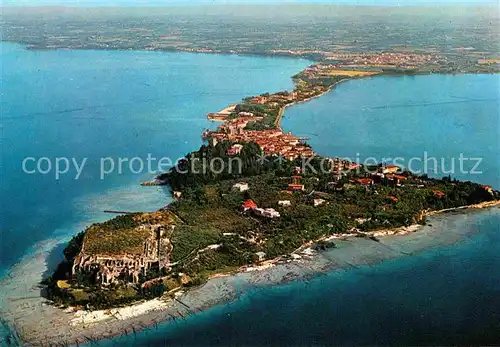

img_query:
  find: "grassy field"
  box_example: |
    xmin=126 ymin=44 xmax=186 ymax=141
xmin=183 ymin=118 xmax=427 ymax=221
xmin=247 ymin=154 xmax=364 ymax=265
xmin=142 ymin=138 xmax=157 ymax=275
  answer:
xmin=322 ymin=70 xmax=379 ymax=77
xmin=83 ymin=212 xmax=177 ymax=255
xmin=478 ymin=58 xmax=500 ymax=65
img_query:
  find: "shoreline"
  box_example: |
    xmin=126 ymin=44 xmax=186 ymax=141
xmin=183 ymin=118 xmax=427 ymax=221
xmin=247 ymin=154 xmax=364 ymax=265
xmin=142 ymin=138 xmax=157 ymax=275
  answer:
xmin=1 ymin=45 xmax=498 ymax=345
xmin=1 ymin=202 xmax=498 ymax=345
xmin=369 ymin=200 xmax=500 ymax=237
xmin=5 ymin=41 xmax=500 ymax=76
xmin=273 ymin=78 xmax=352 ymax=128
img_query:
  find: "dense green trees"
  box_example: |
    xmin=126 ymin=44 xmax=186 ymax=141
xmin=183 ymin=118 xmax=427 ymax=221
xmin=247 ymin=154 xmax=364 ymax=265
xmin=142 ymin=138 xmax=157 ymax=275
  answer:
xmin=160 ymin=141 xmax=301 ymax=191
xmin=63 ymin=231 xmax=85 ymax=262
xmin=45 ymin=142 xmax=498 ymax=309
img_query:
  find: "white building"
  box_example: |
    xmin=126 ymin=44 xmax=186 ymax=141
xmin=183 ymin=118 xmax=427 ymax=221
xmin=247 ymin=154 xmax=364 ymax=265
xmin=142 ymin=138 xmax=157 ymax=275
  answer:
xmin=313 ymin=199 xmax=326 ymax=207
xmin=227 ymin=144 xmax=244 ymax=156
xmin=232 ymin=182 xmax=249 ymax=192
xmin=254 ymin=208 xmax=281 ymax=218
xmin=238 ymin=112 xmax=255 ymax=117
xmin=278 ymin=200 xmax=292 ymax=207
xmin=255 ymin=251 xmax=266 ymax=262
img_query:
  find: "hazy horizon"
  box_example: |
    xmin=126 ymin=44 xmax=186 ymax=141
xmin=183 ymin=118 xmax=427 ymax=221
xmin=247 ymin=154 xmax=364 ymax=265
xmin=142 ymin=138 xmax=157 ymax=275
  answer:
xmin=2 ymin=0 xmax=498 ymax=7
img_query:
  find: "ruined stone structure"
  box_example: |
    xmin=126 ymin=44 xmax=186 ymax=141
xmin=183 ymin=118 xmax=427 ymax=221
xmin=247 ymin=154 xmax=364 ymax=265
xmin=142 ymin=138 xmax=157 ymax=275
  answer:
xmin=72 ymin=223 xmax=175 ymax=285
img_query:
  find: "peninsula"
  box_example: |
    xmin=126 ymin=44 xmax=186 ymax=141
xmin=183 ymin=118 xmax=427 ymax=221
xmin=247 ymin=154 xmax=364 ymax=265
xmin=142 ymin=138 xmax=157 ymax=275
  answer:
xmin=43 ymin=56 xmax=499 ymax=318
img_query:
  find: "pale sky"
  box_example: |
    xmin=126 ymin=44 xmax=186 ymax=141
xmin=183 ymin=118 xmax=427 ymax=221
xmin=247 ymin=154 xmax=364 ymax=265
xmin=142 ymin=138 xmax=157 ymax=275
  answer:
xmin=2 ymin=0 xmax=498 ymax=6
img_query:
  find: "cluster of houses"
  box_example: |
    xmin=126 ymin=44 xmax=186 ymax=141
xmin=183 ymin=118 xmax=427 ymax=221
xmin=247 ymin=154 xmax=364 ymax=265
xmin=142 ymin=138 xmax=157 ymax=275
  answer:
xmin=264 ymin=52 xmax=442 ymax=69
xmin=217 ymin=115 xmax=264 ymax=134
xmin=210 ymin=128 xmax=314 ymax=161
xmin=230 ymin=163 xmax=495 ymax=217
xmin=247 ymin=86 xmax=326 ymax=107
xmin=242 ymin=199 xmax=281 ymax=219
xmin=233 ymin=176 xmax=328 ymax=219
xmin=350 ymin=165 xmax=405 ymax=188
xmin=321 ymin=52 xmax=442 ymax=69
xmin=203 ymin=77 xmax=331 ymax=161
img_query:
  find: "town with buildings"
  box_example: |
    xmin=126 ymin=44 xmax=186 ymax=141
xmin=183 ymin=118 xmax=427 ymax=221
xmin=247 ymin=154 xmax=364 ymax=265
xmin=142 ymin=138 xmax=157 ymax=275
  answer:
xmin=201 ymin=54 xmax=453 ymax=162
xmin=269 ymin=51 xmax=445 ymax=70
xmin=321 ymin=52 xmax=444 ymax=69
xmin=202 ymin=63 xmax=375 ymax=160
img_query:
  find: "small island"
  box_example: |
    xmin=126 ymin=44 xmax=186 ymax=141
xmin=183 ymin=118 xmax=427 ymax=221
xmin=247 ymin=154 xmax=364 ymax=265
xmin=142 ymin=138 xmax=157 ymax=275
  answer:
xmin=45 ymin=56 xmax=500 ymax=312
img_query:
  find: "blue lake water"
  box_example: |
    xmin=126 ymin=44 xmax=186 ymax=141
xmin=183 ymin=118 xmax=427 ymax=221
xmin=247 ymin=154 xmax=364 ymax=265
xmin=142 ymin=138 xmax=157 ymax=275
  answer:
xmin=0 ymin=42 xmax=309 ymax=274
xmin=1 ymin=42 xmax=499 ymax=345
xmin=97 ymin=209 xmax=500 ymax=346
xmin=283 ymin=74 xmax=500 ymax=188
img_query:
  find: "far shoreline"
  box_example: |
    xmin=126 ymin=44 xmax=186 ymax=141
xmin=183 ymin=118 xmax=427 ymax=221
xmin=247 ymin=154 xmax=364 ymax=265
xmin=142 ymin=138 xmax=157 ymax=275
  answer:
xmin=2 ymin=41 xmax=499 ymax=78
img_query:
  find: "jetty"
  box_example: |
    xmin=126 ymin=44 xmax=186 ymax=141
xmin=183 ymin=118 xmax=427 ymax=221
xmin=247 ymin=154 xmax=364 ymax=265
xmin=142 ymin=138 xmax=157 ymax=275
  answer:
xmin=140 ymin=179 xmax=166 ymax=186
xmin=103 ymin=210 xmax=138 ymax=215
xmin=207 ymin=104 xmax=237 ymax=121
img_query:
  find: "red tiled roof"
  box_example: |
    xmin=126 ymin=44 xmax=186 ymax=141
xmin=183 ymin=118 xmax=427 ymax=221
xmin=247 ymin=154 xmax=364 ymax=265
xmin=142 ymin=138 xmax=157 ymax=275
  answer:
xmin=356 ymin=178 xmax=373 ymax=185
xmin=242 ymin=200 xmax=257 ymax=209
xmin=288 ymin=183 xmax=305 ymax=191
xmin=387 ymin=174 xmax=407 ymax=180
xmin=433 ymin=190 xmax=446 ymax=198
xmin=392 ymin=174 xmax=407 ymax=180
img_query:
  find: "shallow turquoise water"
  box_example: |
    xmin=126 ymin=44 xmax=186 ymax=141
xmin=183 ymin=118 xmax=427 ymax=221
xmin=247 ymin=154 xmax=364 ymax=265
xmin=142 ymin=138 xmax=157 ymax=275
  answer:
xmin=1 ymin=43 xmax=499 ymax=345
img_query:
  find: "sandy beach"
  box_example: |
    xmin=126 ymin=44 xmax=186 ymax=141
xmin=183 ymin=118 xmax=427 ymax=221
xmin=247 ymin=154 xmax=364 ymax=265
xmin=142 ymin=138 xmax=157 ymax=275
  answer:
xmin=1 ymin=203 xmax=498 ymax=346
